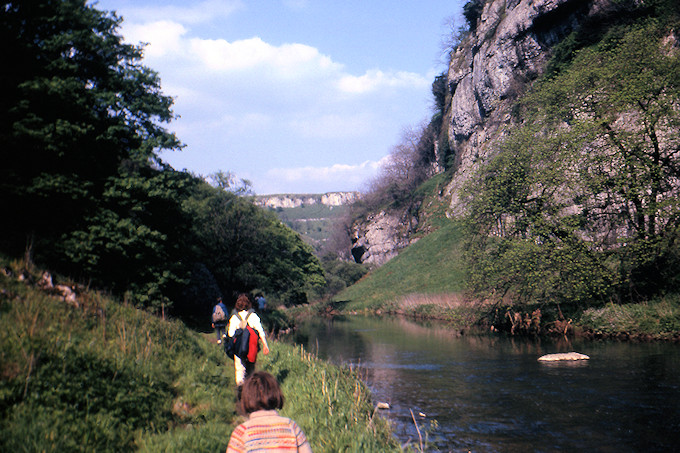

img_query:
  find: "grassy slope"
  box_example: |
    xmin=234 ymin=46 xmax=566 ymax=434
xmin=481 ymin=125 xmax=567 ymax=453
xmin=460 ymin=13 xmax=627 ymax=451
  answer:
xmin=0 ymin=258 xmax=399 ymax=452
xmin=335 ymin=220 xmax=467 ymax=311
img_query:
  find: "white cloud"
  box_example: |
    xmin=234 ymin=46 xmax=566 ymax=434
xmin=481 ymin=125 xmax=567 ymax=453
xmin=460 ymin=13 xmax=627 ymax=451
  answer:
xmin=124 ymin=21 xmax=187 ymax=57
xmin=101 ymin=1 xmax=440 ymax=194
xmin=120 ymin=20 xmax=343 ymax=82
xmin=188 ymin=37 xmax=340 ymax=76
xmin=338 ymin=69 xmax=430 ymax=94
xmin=258 ymin=159 xmax=389 ymax=194
xmin=117 ymin=15 xmax=423 ymax=106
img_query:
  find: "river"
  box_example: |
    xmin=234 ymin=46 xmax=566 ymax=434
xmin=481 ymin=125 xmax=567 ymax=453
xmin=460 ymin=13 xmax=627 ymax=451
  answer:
xmin=283 ymin=315 xmax=680 ymax=452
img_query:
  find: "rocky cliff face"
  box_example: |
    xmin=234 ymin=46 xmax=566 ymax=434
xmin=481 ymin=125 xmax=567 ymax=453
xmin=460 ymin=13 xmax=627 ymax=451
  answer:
xmin=255 ymin=191 xmax=359 ymax=209
xmin=350 ymin=209 xmax=419 ymax=266
xmin=443 ymin=0 xmax=598 ymax=213
xmin=351 ymin=0 xmax=602 ymax=265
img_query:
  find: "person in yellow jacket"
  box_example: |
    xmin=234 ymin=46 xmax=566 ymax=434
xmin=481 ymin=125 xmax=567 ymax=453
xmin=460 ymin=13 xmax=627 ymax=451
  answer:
xmin=227 ymin=293 xmax=269 ymax=386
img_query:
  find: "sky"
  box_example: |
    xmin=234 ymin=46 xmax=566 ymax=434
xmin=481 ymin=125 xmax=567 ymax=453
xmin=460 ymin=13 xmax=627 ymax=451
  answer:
xmin=92 ymin=0 xmax=465 ymax=195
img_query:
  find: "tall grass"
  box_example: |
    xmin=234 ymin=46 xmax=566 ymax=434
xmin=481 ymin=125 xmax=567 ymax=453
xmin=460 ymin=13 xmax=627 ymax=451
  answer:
xmin=0 ymin=258 xmax=401 ymax=452
xmin=258 ymin=344 xmax=401 ymax=452
xmin=578 ymin=296 xmax=680 ymax=338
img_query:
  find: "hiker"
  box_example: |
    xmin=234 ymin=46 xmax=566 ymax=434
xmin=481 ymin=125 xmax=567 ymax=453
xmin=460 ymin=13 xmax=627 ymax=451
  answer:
xmin=227 ymin=293 xmax=269 ymax=385
xmin=256 ymin=293 xmax=267 ymax=312
xmin=227 ymin=371 xmax=312 ymax=453
xmin=211 ymin=297 xmax=228 ymax=344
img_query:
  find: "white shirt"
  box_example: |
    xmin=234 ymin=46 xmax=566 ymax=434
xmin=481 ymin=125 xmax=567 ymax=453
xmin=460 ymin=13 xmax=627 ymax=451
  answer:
xmin=227 ymin=310 xmax=268 ymax=347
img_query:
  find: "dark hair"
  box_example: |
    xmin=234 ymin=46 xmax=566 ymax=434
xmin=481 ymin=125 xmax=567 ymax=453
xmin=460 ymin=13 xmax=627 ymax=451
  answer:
xmin=234 ymin=293 xmax=252 ymax=311
xmin=239 ymin=371 xmax=285 ymax=415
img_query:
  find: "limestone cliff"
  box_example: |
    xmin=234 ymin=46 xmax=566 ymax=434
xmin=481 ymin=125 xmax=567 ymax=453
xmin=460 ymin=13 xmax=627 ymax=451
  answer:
xmin=350 ymin=209 xmax=419 ymax=266
xmin=350 ymin=0 xmax=604 ymax=265
xmin=255 ymin=192 xmax=359 ymax=209
xmin=442 ymin=0 xmax=601 ymax=213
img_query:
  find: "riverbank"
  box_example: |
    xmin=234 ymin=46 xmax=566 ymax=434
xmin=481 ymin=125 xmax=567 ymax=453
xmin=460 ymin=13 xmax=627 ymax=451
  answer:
xmin=0 ymin=259 xmax=401 ymax=452
xmin=318 ymin=217 xmax=680 ymax=341
xmin=298 ymin=292 xmax=680 ymax=342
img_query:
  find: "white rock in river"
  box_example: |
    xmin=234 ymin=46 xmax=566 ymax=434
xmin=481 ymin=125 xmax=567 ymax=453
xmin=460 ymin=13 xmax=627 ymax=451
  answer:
xmin=538 ymin=352 xmax=590 ymax=362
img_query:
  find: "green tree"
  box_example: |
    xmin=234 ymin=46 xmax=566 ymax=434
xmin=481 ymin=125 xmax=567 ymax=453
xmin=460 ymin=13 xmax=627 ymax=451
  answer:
xmin=62 ymin=167 xmax=196 ymax=309
xmin=464 ymin=19 xmax=680 ymax=306
xmin=311 ymin=254 xmax=369 ymax=300
xmin=463 ymin=126 xmax=616 ymax=307
xmin=183 ymin=182 xmax=325 ymax=308
xmin=208 ymin=170 xmax=253 ymax=196
xmin=0 ymin=0 xmax=186 ymax=308
xmin=529 ymin=20 xmax=680 ymax=299
xmin=463 ymin=0 xmax=484 ymax=32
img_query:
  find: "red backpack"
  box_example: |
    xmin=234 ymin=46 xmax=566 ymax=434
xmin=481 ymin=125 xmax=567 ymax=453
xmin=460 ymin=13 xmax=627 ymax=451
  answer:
xmin=225 ymin=310 xmax=260 ymax=363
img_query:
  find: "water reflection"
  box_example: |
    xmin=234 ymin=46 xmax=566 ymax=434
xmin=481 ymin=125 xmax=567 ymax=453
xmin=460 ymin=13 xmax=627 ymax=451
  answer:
xmin=283 ymin=315 xmax=680 ymax=452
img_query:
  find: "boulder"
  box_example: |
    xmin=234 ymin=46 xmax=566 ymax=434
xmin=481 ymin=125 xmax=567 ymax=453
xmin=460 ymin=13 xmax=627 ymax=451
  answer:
xmin=538 ymin=352 xmax=590 ymax=362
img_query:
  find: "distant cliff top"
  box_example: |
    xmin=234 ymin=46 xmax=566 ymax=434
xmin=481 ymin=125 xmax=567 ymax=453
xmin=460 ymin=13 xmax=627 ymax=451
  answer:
xmin=255 ymin=191 xmax=360 ymax=209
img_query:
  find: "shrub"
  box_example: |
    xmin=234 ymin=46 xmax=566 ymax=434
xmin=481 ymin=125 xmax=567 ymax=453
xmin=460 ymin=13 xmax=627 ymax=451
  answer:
xmin=463 ymin=0 xmax=484 ymax=31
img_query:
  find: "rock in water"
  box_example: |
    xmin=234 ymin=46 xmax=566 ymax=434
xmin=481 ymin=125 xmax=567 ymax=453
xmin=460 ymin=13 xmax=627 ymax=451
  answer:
xmin=538 ymin=352 xmax=590 ymax=362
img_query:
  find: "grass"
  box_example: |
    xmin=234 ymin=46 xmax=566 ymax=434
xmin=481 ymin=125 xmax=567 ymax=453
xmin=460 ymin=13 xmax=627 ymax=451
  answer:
xmin=578 ymin=296 xmax=680 ymax=339
xmin=257 ymin=345 xmax=400 ymax=451
xmin=0 ymin=257 xmax=402 ymax=452
xmin=334 ymin=221 xmax=468 ymax=312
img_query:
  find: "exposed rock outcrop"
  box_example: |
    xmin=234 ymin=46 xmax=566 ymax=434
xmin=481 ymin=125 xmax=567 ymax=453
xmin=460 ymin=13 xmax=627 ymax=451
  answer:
xmin=255 ymin=192 xmax=359 ymax=209
xmin=350 ymin=210 xmax=419 ymax=265
xmin=444 ymin=0 xmax=595 ymax=214
xmin=351 ymin=0 xmax=596 ymax=266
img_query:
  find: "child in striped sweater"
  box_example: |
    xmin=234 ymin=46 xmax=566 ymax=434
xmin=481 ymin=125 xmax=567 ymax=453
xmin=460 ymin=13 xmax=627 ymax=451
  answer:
xmin=227 ymin=371 xmax=312 ymax=453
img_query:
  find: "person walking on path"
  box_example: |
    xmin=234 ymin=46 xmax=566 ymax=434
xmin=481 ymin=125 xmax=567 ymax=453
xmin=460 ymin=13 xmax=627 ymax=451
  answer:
xmin=256 ymin=293 xmax=267 ymax=312
xmin=211 ymin=297 xmax=228 ymax=344
xmin=227 ymin=371 xmax=312 ymax=453
xmin=227 ymin=293 xmax=269 ymax=386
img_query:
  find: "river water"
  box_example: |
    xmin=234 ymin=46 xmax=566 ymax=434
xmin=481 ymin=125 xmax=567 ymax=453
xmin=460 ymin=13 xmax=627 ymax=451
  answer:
xmin=283 ymin=315 xmax=680 ymax=452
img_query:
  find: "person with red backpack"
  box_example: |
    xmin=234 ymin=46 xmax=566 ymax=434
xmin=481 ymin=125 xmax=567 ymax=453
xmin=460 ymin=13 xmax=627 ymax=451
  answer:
xmin=227 ymin=293 xmax=270 ymax=386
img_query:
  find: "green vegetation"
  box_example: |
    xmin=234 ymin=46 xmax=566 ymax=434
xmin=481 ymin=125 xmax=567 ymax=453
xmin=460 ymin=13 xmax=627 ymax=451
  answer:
xmin=578 ymin=296 xmax=680 ymax=339
xmin=334 ymin=221 xmax=469 ymax=314
xmin=267 ymin=202 xmax=350 ymax=252
xmin=463 ymin=0 xmax=484 ymax=32
xmin=182 ymin=184 xmax=324 ymax=314
xmin=311 ymin=254 xmax=369 ymax=302
xmin=463 ymin=16 xmax=680 ymax=314
xmin=0 ymin=0 xmax=324 ymax=317
xmin=260 ymin=347 xmax=399 ymax=451
xmin=330 ymin=5 xmax=680 ymax=338
xmin=261 ymin=198 xmax=373 ymax=302
xmin=0 ymin=259 xmax=400 ymax=452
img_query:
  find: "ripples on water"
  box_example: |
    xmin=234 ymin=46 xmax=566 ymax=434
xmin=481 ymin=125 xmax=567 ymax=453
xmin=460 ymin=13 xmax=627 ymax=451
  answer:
xmin=284 ymin=315 xmax=680 ymax=452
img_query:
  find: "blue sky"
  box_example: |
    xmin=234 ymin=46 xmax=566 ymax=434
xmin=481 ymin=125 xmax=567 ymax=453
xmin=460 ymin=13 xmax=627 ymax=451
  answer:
xmin=92 ymin=0 xmax=465 ymax=194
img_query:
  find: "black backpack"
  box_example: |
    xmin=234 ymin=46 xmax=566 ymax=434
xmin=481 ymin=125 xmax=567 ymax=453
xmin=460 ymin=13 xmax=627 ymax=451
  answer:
xmin=224 ymin=310 xmax=254 ymax=360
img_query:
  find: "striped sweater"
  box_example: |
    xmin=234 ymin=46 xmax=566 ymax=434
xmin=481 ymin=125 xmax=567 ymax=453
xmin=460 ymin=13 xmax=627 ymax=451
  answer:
xmin=227 ymin=410 xmax=313 ymax=453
